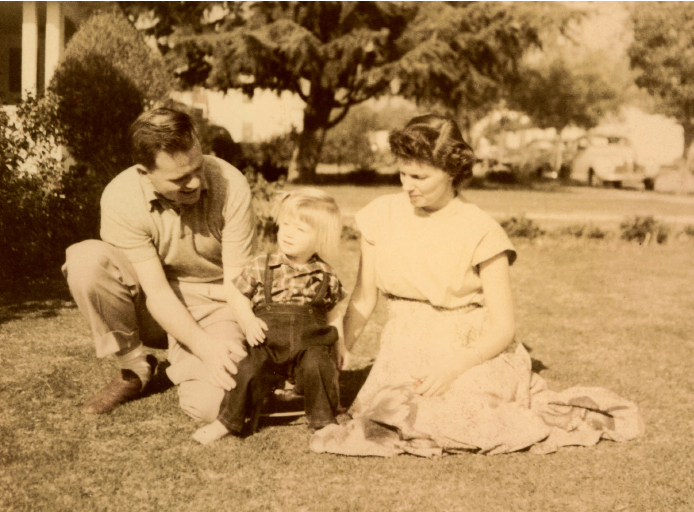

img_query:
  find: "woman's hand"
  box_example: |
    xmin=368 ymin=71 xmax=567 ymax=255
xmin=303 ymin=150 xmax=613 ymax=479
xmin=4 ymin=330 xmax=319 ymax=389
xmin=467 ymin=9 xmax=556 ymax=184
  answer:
xmin=413 ymin=359 xmax=466 ymax=397
xmin=336 ymin=338 xmax=350 ymax=371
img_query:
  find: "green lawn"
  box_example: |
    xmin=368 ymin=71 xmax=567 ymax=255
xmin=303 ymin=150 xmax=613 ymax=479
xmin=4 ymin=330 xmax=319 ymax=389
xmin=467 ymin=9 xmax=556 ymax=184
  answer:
xmin=1 ymin=187 xmax=693 ymax=511
xmin=317 ymin=184 xmax=694 ymax=230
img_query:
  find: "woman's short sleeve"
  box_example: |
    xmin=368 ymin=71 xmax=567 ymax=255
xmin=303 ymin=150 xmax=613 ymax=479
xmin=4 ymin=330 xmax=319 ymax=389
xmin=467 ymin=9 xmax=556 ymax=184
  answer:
xmin=354 ymin=198 xmax=384 ymax=245
xmin=471 ymin=221 xmax=517 ymax=268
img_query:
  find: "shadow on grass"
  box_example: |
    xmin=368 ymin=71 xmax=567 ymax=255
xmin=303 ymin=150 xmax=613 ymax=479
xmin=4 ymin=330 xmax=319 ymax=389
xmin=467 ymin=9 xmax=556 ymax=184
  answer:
xmin=339 ymin=364 xmax=373 ymax=408
xmin=523 ymin=343 xmax=550 ymax=374
xmin=257 ymin=364 xmax=373 ymax=430
xmin=141 ymin=360 xmax=175 ymax=398
xmin=0 ymin=276 xmax=73 ymax=325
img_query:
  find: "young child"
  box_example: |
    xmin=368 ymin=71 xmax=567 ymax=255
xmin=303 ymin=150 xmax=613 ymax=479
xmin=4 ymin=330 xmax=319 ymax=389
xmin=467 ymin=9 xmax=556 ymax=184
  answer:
xmin=193 ymin=188 xmax=348 ymax=445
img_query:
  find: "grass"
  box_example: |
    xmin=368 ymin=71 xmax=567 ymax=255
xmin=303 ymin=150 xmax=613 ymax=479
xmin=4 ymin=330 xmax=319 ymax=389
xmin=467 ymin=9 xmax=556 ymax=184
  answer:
xmin=314 ymin=184 xmax=694 ymax=231
xmin=2 ymin=187 xmax=694 ymax=511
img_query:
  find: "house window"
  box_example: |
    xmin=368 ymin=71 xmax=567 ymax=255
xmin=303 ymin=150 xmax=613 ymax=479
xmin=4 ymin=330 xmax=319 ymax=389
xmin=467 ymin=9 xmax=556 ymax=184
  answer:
xmin=9 ymin=47 xmax=21 ymax=93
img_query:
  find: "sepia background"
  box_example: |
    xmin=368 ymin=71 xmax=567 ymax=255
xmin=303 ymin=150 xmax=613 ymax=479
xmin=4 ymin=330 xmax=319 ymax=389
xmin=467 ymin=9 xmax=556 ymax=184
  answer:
xmin=1 ymin=2 xmax=693 ymax=511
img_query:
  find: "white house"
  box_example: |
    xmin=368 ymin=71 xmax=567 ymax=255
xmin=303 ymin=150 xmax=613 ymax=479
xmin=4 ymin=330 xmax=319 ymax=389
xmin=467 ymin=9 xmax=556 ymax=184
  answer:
xmin=172 ymin=88 xmax=306 ymax=143
xmin=0 ymin=1 xmax=93 ymax=107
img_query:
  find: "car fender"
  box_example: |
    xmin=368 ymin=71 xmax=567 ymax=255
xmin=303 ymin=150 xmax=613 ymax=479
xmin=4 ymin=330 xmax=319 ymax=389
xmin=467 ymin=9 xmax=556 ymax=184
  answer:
xmin=589 ymin=157 xmax=615 ymax=178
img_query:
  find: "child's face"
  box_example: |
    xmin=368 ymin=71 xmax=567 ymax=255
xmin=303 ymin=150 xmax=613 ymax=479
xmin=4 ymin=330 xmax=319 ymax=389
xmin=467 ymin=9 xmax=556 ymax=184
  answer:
xmin=277 ymin=215 xmax=318 ymax=264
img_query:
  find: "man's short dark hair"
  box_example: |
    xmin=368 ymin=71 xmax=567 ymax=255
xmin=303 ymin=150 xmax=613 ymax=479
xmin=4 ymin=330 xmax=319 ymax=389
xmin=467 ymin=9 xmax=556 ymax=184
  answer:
xmin=128 ymin=108 xmax=199 ymax=170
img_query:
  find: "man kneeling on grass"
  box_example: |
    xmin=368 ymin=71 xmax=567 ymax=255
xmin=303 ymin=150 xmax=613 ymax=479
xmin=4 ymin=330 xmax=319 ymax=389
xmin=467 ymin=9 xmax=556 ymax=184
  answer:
xmin=62 ymin=107 xmax=254 ymax=421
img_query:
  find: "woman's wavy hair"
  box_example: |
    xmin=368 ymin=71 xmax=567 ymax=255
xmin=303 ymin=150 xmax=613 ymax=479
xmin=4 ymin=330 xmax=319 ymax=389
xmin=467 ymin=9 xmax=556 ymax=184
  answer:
xmin=388 ymin=114 xmax=475 ymax=189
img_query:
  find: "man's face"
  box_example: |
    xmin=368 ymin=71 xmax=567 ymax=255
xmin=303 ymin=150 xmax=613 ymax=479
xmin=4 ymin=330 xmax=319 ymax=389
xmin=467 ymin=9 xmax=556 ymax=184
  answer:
xmin=139 ymin=141 xmax=205 ymax=206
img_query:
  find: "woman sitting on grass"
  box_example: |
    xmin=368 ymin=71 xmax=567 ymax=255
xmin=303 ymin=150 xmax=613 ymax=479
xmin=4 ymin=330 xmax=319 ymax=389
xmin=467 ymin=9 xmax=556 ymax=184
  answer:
xmin=311 ymin=114 xmax=645 ymax=457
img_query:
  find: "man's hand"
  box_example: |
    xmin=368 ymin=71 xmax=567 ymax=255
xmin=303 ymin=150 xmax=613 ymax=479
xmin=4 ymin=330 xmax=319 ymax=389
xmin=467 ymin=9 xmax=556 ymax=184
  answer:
xmin=197 ymin=336 xmax=246 ymax=391
xmin=238 ymin=313 xmax=268 ymax=347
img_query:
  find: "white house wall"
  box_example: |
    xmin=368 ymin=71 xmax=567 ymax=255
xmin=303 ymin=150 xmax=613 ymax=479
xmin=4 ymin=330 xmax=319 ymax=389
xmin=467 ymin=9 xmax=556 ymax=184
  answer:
xmin=174 ymin=88 xmax=305 ymax=143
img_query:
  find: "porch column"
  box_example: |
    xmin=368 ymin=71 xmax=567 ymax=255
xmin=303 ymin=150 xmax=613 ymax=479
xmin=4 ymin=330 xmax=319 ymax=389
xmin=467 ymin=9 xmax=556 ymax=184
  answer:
xmin=45 ymin=2 xmax=64 ymax=90
xmin=21 ymin=1 xmax=38 ymax=98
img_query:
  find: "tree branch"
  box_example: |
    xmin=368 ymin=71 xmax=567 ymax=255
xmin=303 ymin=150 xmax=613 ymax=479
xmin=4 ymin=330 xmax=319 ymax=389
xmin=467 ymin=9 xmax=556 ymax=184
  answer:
xmin=327 ymin=106 xmax=352 ymax=129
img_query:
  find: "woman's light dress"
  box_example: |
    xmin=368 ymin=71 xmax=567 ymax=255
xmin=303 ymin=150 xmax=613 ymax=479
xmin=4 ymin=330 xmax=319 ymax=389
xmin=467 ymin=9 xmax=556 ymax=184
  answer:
xmin=310 ymin=193 xmax=644 ymax=457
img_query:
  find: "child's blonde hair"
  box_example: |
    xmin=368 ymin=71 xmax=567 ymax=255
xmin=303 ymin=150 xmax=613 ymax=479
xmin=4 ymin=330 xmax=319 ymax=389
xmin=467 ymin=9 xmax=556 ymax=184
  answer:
xmin=274 ymin=188 xmax=342 ymax=263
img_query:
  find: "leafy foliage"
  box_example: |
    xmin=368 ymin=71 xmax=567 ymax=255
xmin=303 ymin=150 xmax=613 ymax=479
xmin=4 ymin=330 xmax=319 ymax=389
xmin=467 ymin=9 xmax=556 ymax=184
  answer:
xmin=629 ymin=2 xmax=694 ymax=155
xmin=509 ymin=57 xmax=622 ymax=131
xmin=239 ymin=132 xmax=296 ymax=182
xmin=394 ymin=2 xmax=564 ymax=131
xmin=49 ymin=9 xmax=173 ymax=183
xmin=500 ymin=215 xmax=545 ymax=239
xmin=560 ymin=223 xmax=609 ymax=240
xmin=0 ymin=94 xmax=99 ymax=283
xmin=121 ymin=1 xmax=566 ymax=181
xmin=321 ymin=106 xmax=379 ymax=170
xmin=620 ymin=216 xmax=670 ymax=245
xmin=507 ymin=4 xmax=633 ymax=133
xmin=245 ymin=170 xmax=284 ymax=247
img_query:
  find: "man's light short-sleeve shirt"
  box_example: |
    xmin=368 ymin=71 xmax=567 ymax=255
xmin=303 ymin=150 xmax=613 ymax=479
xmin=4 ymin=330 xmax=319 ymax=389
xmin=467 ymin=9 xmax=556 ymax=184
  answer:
xmin=100 ymin=155 xmax=255 ymax=283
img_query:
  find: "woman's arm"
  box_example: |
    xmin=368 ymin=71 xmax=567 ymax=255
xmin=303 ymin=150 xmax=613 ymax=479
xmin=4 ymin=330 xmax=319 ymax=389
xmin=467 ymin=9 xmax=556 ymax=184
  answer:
xmin=468 ymin=251 xmax=516 ymax=360
xmin=326 ymin=306 xmax=348 ymax=370
xmin=415 ymin=251 xmax=515 ymax=397
xmin=343 ymin=237 xmax=379 ymax=351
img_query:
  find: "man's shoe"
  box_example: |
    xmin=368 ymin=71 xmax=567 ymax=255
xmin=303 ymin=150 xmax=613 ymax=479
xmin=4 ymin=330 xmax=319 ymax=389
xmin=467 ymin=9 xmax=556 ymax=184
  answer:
xmin=81 ymin=355 xmax=158 ymax=414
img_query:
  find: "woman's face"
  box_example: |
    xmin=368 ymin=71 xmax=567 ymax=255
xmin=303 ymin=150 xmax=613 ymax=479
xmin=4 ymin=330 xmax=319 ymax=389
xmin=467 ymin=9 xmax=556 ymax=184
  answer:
xmin=399 ymin=160 xmax=455 ymax=212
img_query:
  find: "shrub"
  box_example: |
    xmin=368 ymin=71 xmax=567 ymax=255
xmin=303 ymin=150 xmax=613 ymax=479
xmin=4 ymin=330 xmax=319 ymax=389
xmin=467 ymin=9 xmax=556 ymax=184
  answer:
xmin=0 ymin=93 xmax=97 ymax=283
xmin=49 ymin=9 xmax=172 ymax=184
xmin=204 ymin=124 xmax=245 ymax=170
xmin=620 ymin=216 xmax=670 ymax=245
xmin=560 ymin=223 xmax=608 ymax=239
xmin=245 ymin=170 xmax=284 ymax=245
xmin=240 ymin=132 xmax=295 ymax=183
xmin=314 ymin=168 xmax=400 ymax=186
xmin=683 ymin=224 xmax=694 ymax=238
xmin=500 ymin=215 xmax=544 ymax=239
xmin=321 ymin=106 xmax=378 ymax=170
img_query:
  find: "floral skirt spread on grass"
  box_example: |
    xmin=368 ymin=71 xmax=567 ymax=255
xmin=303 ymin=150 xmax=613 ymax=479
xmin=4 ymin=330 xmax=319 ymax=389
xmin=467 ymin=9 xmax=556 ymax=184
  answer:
xmin=310 ymin=298 xmax=645 ymax=457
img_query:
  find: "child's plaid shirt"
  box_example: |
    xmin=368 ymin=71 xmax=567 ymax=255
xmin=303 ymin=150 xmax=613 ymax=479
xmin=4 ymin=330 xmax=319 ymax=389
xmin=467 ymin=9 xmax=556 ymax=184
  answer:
xmin=233 ymin=252 xmax=347 ymax=312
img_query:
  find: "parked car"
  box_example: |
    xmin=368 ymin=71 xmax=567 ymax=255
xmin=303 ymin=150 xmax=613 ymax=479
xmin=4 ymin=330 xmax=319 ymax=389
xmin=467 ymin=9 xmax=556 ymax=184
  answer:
xmin=568 ymin=134 xmax=657 ymax=189
xmin=472 ymin=142 xmax=518 ymax=180
xmin=517 ymin=138 xmax=567 ymax=180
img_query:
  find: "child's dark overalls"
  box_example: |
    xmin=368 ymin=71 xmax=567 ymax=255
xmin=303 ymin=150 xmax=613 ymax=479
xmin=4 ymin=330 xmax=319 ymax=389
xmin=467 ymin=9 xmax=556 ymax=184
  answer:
xmin=217 ymin=256 xmax=340 ymax=434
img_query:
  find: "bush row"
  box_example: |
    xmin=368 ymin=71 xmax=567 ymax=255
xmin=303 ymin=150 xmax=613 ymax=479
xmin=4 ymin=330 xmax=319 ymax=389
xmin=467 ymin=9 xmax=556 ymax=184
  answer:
xmin=498 ymin=214 xmax=692 ymax=245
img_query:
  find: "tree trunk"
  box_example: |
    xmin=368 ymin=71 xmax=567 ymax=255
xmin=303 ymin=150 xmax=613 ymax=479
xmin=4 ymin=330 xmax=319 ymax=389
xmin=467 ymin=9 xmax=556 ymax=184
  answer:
xmin=682 ymin=120 xmax=694 ymax=161
xmin=288 ymin=122 xmax=327 ymax=183
xmin=288 ymin=89 xmax=333 ymax=184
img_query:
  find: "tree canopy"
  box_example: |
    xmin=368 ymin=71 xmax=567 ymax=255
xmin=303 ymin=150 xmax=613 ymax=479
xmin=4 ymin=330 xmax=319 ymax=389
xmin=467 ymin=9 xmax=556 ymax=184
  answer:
xmin=50 ymin=9 xmax=172 ymax=181
xmin=122 ymin=1 xmax=573 ymax=181
xmin=629 ymin=2 xmax=694 ymax=155
xmin=509 ymin=53 xmax=627 ymax=132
